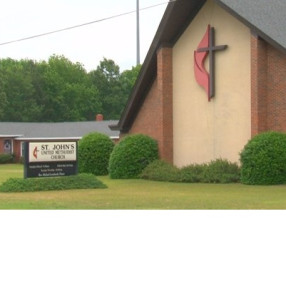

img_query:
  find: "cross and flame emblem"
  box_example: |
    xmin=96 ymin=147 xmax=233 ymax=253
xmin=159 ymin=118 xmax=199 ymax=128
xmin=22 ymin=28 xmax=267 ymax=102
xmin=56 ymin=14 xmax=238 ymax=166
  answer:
xmin=194 ymin=25 xmax=227 ymax=101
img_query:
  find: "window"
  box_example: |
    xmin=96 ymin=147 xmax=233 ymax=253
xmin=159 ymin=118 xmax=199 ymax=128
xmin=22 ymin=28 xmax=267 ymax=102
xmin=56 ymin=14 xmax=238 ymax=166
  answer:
xmin=3 ymin=139 xmax=12 ymax=154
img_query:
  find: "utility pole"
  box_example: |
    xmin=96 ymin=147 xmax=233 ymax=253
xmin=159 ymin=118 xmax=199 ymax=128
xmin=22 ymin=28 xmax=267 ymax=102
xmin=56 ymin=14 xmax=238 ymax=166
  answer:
xmin=136 ymin=0 xmax=140 ymax=65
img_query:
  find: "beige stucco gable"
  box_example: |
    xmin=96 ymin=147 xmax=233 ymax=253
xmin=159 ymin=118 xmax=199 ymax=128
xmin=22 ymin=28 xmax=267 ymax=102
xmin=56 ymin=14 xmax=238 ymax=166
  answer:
xmin=173 ymin=0 xmax=251 ymax=167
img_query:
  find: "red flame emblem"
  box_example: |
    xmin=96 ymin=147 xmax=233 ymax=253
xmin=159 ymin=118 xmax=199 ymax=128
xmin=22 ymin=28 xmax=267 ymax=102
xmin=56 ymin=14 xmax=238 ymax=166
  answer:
xmin=194 ymin=25 xmax=210 ymax=99
xmin=33 ymin=146 xmax=38 ymax=159
xmin=194 ymin=25 xmax=227 ymax=101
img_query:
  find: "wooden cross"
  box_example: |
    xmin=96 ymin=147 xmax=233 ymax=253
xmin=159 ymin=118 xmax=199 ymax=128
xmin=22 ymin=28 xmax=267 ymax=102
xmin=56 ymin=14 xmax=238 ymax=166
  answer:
xmin=197 ymin=27 xmax=227 ymax=99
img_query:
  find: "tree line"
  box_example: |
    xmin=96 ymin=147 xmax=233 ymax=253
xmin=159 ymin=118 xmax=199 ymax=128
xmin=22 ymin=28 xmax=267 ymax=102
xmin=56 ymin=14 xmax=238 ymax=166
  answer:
xmin=0 ymin=55 xmax=141 ymax=122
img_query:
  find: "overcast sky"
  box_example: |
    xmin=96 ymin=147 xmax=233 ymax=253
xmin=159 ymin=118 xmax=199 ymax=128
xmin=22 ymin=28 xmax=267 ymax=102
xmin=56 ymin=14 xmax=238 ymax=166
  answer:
xmin=0 ymin=0 xmax=168 ymax=72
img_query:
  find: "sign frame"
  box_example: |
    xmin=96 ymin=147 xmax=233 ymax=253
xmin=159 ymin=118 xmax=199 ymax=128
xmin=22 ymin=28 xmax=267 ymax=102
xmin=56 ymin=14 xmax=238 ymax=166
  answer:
xmin=24 ymin=141 xmax=78 ymax=178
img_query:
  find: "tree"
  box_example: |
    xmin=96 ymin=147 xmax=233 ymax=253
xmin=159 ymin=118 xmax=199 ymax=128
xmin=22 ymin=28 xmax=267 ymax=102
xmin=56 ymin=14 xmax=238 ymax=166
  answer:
xmin=0 ymin=76 xmax=8 ymax=120
xmin=0 ymin=56 xmax=140 ymax=122
xmin=40 ymin=55 xmax=101 ymax=121
xmin=118 ymin=64 xmax=141 ymax=116
xmin=89 ymin=58 xmax=141 ymax=119
xmin=0 ymin=58 xmax=42 ymax=121
xmin=89 ymin=58 xmax=120 ymax=119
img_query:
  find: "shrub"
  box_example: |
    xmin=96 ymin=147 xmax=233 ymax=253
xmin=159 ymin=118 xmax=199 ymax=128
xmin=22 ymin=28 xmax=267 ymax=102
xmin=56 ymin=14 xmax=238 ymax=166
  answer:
xmin=140 ymin=159 xmax=179 ymax=182
xmin=179 ymin=163 xmax=206 ymax=183
xmin=201 ymin=159 xmax=240 ymax=183
xmin=141 ymin=159 xmax=240 ymax=184
xmin=0 ymin=173 xmax=107 ymax=192
xmin=240 ymin=131 xmax=286 ymax=185
xmin=109 ymin=134 xmax=158 ymax=179
xmin=0 ymin=153 xmax=14 ymax=164
xmin=78 ymin=132 xmax=114 ymax=175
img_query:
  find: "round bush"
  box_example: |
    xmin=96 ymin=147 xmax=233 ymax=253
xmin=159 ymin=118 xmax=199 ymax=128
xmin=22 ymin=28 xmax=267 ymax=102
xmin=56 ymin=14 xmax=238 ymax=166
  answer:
xmin=109 ymin=134 xmax=158 ymax=179
xmin=240 ymin=131 xmax=286 ymax=185
xmin=78 ymin=132 xmax=114 ymax=175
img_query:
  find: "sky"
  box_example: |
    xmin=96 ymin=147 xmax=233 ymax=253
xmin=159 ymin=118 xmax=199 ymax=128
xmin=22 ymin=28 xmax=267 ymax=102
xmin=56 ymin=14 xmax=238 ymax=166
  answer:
xmin=0 ymin=0 xmax=168 ymax=72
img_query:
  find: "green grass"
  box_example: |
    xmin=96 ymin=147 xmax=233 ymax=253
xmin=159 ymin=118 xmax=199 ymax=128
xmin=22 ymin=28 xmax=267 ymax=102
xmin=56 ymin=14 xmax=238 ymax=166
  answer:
xmin=0 ymin=164 xmax=286 ymax=209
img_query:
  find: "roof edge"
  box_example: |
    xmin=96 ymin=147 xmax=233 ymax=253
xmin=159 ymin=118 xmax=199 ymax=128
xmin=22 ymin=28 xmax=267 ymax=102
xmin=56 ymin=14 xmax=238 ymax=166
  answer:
xmin=116 ymin=0 xmax=206 ymax=132
xmin=215 ymin=0 xmax=286 ymax=54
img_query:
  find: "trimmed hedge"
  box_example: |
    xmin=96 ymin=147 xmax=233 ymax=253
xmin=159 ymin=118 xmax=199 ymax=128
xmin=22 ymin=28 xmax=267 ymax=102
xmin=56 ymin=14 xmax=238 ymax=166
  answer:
xmin=240 ymin=131 xmax=286 ymax=185
xmin=0 ymin=173 xmax=107 ymax=192
xmin=109 ymin=134 xmax=158 ymax=179
xmin=78 ymin=132 xmax=114 ymax=176
xmin=141 ymin=159 xmax=240 ymax=184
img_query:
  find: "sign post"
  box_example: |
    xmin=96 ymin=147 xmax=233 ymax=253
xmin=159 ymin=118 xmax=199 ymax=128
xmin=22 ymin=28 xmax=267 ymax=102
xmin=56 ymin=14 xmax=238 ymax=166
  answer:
xmin=24 ymin=142 xmax=78 ymax=178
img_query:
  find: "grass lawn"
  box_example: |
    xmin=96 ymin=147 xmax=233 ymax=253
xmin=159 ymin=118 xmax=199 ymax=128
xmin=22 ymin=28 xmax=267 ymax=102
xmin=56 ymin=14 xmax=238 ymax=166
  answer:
xmin=0 ymin=164 xmax=286 ymax=209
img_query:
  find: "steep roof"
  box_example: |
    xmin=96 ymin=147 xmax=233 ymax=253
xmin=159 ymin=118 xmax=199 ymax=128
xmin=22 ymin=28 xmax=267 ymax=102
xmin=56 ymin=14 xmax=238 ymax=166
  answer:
xmin=115 ymin=0 xmax=286 ymax=132
xmin=0 ymin=121 xmax=119 ymax=140
xmin=217 ymin=0 xmax=286 ymax=51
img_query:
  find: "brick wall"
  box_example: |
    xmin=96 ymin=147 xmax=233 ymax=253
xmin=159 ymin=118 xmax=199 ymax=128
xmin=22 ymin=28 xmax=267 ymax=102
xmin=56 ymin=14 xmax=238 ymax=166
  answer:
xmin=128 ymin=46 xmax=173 ymax=163
xmin=13 ymin=140 xmax=22 ymax=161
xmin=251 ymin=34 xmax=286 ymax=136
xmin=267 ymin=44 xmax=286 ymax=131
xmin=0 ymin=138 xmax=21 ymax=161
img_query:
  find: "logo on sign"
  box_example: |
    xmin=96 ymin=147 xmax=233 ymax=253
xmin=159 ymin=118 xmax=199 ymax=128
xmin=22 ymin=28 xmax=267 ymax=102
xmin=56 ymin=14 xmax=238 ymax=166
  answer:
xmin=29 ymin=142 xmax=77 ymax=163
xmin=33 ymin=147 xmax=39 ymax=159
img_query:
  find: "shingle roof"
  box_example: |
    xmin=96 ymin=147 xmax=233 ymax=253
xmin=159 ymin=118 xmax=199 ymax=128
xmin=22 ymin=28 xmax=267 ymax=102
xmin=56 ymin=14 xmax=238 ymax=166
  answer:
xmin=216 ymin=0 xmax=286 ymax=52
xmin=0 ymin=121 xmax=119 ymax=140
xmin=115 ymin=0 xmax=286 ymax=133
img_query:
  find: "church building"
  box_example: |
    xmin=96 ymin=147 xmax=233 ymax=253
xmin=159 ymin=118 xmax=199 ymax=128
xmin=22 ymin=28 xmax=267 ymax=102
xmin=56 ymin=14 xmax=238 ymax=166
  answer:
xmin=112 ymin=0 xmax=286 ymax=167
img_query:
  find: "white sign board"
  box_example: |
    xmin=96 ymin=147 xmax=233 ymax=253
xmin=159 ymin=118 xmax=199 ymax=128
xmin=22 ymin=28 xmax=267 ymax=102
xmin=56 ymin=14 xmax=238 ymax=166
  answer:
xmin=29 ymin=142 xmax=77 ymax=163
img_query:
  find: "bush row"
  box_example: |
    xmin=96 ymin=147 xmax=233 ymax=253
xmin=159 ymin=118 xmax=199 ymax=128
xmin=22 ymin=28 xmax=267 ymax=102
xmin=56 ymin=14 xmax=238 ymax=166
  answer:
xmin=140 ymin=159 xmax=241 ymax=183
xmin=76 ymin=131 xmax=286 ymax=185
xmin=0 ymin=173 xmax=107 ymax=192
xmin=0 ymin=153 xmax=15 ymax=164
xmin=78 ymin=132 xmax=159 ymax=179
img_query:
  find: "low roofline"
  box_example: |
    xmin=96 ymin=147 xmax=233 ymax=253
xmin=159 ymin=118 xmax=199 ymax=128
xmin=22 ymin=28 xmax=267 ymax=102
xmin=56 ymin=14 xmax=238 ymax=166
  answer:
xmin=0 ymin=135 xmax=23 ymax=138
xmin=14 ymin=136 xmax=119 ymax=141
xmin=14 ymin=137 xmax=82 ymax=141
xmin=109 ymin=124 xmax=119 ymax=131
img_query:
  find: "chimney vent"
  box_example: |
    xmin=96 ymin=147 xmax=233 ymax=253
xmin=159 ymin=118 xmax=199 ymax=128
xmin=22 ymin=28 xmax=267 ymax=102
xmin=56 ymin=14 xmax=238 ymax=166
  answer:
xmin=96 ymin=114 xmax=104 ymax=121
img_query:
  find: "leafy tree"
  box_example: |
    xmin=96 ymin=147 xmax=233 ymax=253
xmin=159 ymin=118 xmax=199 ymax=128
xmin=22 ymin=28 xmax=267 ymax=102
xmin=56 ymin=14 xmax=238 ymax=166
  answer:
xmin=40 ymin=55 xmax=101 ymax=121
xmin=89 ymin=58 xmax=120 ymax=119
xmin=0 ymin=77 xmax=8 ymax=120
xmin=0 ymin=55 xmax=140 ymax=122
xmin=117 ymin=64 xmax=141 ymax=116
xmin=0 ymin=58 xmax=42 ymax=121
xmin=89 ymin=58 xmax=141 ymax=119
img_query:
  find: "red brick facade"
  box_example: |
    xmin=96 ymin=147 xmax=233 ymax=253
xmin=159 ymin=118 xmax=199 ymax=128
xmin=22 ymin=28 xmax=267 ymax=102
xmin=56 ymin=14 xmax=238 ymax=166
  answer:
xmin=251 ymin=34 xmax=286 ymax=136
xmin=0 ymin=138 xmax=21 ymax=161
xmin=128 ymin=46 xmax=173 ymax=163
xmin=126 ymin=34 xmax=286 ymax=164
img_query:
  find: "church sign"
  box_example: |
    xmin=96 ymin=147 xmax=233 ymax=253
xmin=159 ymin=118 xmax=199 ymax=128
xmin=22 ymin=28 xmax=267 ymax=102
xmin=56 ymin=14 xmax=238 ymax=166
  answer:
xmin=24 ymin=142 xmax=78 ymax=178
xmin=194 ymin=25 xmax=227 ymax=101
